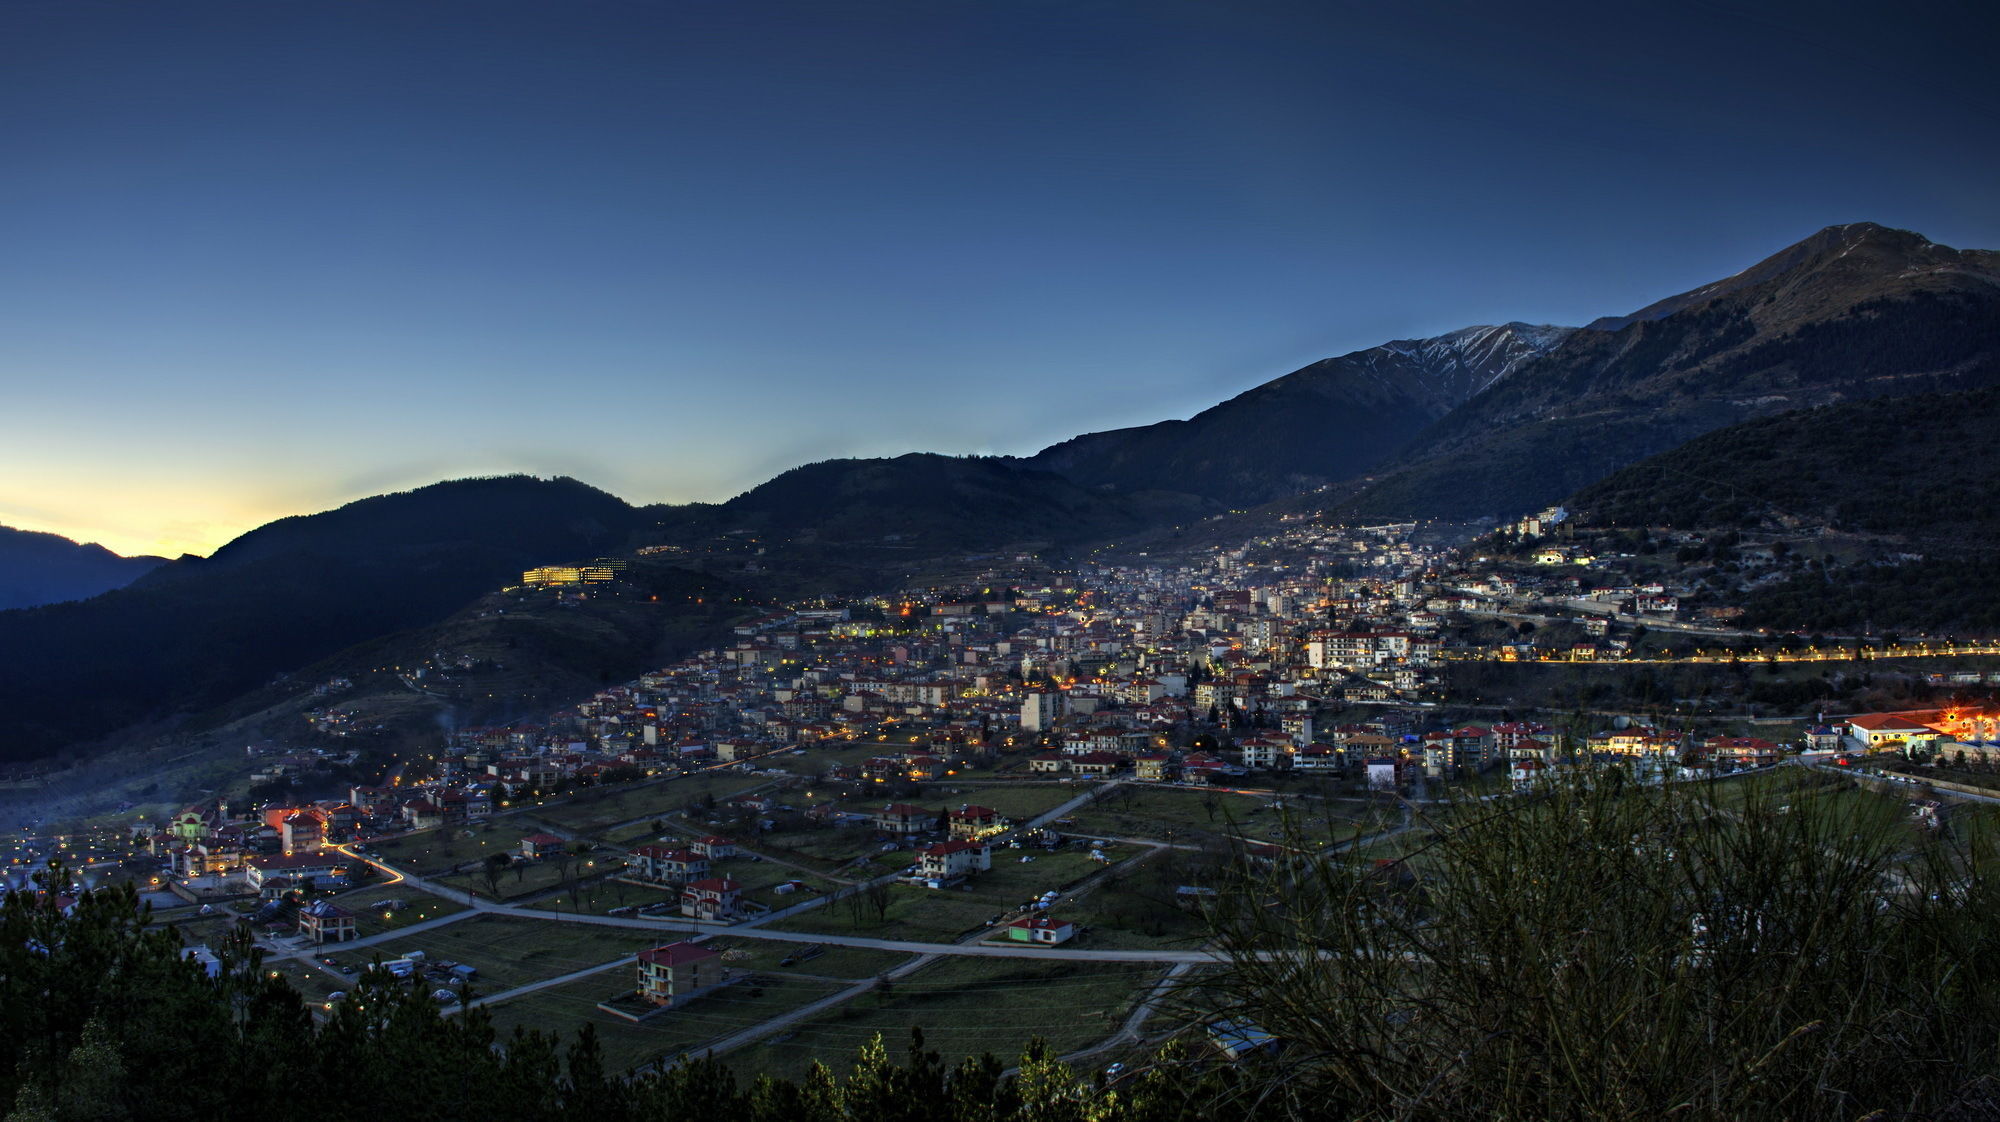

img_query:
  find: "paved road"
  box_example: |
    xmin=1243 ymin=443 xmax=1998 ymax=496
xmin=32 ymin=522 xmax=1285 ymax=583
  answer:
xmin=1022 ymin=780 xmax=1123 ymax=830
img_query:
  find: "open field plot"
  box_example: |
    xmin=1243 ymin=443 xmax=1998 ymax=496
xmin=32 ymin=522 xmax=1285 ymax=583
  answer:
xmin=157 ymin=910 xmax=248 ymax=948
xmin=925 ymin=783 xmax=1078 ymax=821
xmin=436 ymin=852 xmax=603 ymax=902
xmin=756 ymin=846 xmax=1118 ymax=943
xmin=700 ymin=936 xmax=915 ymax=980
xmin=1023 ymin=852 xmax=1213 ymax=951
xmin=482 ymin=967 xmax=846 ymax=1075
xmin=962 ymin=846 xmax=1110 ymax=905
xmin=718 ymin=956 xmax=1163 ymax=1086
xmin=335 ymin=884 xmax=469 ymax=935
xmin=527 ymin=879 xmax=683 ymax=914
xmin=1348 ymin=827 xmax=1437 ymax=863
xmin=723 ymin=857 xmax=841 ymax=909
xmin=604 ymin=820 xmax=666 ymax=846
xmin=363 ymin=821 xmax=553 ymax=876
xmin=371 ymin=914 xmax=666 ymax=993
xmin=1060 ymin=787 xmax=1297 ymax=842
xmin=535 ymin=772 xmax=777 ymax=836
xmin=266 ymin=960 xmax=343 ymax=1006
xmin=762 ymin=883 xmax=999 ymax=943
xmin=757 ymin=826 xmax=921 ymax=877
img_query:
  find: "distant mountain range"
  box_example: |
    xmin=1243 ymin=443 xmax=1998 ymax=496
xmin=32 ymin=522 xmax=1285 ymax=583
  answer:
xmin=1022 ymin=222 xmax=1997 ymax=521
xmin=0 ymin=525 xmax=164 ymax=610
xmin=1023 ymin=321 xmax=1572 ymax=504
xmin=4 ymin=221 xmax=1995 ymax=765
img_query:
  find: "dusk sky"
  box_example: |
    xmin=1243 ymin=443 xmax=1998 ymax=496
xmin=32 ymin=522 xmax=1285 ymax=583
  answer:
xmin=3 ymin=0 xmax=1995 ymax=558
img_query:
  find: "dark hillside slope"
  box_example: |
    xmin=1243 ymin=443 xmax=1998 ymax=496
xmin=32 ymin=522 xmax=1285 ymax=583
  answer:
xmin=697 ymin=452 xmax=1208 ymax=548
xmin=1569 ymin=386 xmax=2000 ymax=634
xmin=0 ymin=476 xmax=646 ymax=762
xmin=1571 ymin=385 xmax=2000 ymax=544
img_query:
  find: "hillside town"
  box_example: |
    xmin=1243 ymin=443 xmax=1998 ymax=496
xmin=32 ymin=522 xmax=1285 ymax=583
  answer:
xmin=125 ymin=512 xmax=2000 ymax=916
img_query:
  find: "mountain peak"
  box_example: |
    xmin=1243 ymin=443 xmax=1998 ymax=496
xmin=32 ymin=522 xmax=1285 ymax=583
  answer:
xmin=1584 ymin=222 xmax=1978 ymax=332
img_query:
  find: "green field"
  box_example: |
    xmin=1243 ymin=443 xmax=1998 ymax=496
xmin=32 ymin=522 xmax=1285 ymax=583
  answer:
xmin=698 ymin=936 xmax=915 ymax=980
xmin=762 ymin=884 xmax=999 ymax=942
xmin=363 ymin=821 xmax=556 ymax=876
xmin=436 ymin=848 xmax=619 ymax=902
xmin=481 ymin=966 xmax=846 ymax=1074
xmin=334 ymin=884 xmax=470 ymax=935
xmin=527 ymin=879 xmax=683 ymax=915
xmin=759 ymin=844 xmax=1130 ymax=944
xmin=267 ymin=960 xmax=344 ymax=1006
xmin=1036 ymin=853 xmax=1211 ymax=951
xmin=717 ymin=956 xmax=1162 ymax=1085
xmin=921 ymin=783 xmax=1077 ymax=821
xmin=370 ymin=915 xmax=670 ymax=993
xmin=534 ymin=772 xmax=777 ymax=836
xmin=1064 ymin=787 xmax=1379 ymax=844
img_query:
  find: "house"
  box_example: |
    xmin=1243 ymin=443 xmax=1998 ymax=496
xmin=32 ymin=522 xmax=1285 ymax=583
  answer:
xmin=679 ymin=877 xmax=743 ymax=921
xmin=1237 ymin=735 xmax=1294 ymax=770
xmin=1027 ymin=753 xmax=1068 ymax=774
xmin=1704 ymin=736 xmax=1782 ymax=769
xmin=1365 ymin=757 xmax=1400 ymax=790
xmin=690 ymin=835 xmax=737 ymax=860
xmin=1068 ymin=751 xmax=1121 ymax=777
xmin=1509 ymin=758 xmax=1546 ymax=789
xmin=916 ymin=839 xmax=991 ymax=883
xmin=1847 ymin=713 xmax=1943 ymax=752
xmin=400 ymin=800 xmax=444 ymax=830
xmin=244 ymin=852 xmax=347 ymax=894
xmin=1006 ymin=915 xmax=1075 ymax=945
xmin=519 ymin=833 xmax=568 ymax=860
xmin=626 ymin=845 xmax=708 ymax=884
xmin=1293 ymin=744 xmax=1342 ymax=772
xmin=297 ymin=899 xmax=358 ymax=944
xmin=873 ymin=803 xmax=934 ymax=835
xmin=946 ymin=806 xmax=1001 ymax=840
xmin=637 ymin=942 xmax=725 ymax=1007
xmin=1131 ymin=753 xmax=1174 ymax=782
xmin=280 ymin=810 xmax=323 ymax=855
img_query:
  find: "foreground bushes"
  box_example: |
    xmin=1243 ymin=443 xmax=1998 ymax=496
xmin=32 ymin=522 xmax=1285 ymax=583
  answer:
xmin=1196 ymin=769 xmax=2000 ymax=1119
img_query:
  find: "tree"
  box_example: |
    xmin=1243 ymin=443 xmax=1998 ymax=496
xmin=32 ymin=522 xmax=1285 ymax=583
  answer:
xmin=862 ymin=879 xmax=894 ymax=926
xmin=479 ymin=853 xmax=510 ymax=899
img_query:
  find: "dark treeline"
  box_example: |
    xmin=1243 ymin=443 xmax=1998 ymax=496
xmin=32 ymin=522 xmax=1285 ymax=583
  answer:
xmin=0 ymin=871 xmax=1233 ymax=1122
xmin=1745 ymin=557 xmax=2000 ymax=633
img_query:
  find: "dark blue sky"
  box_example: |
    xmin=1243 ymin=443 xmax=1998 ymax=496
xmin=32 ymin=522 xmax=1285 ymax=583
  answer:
xmin=3 ymin=0 xmax=1994 ymax=554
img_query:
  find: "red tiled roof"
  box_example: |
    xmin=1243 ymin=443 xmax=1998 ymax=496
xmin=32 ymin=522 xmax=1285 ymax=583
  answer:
xmin=638 ymin=942 xmax=718 ymax=967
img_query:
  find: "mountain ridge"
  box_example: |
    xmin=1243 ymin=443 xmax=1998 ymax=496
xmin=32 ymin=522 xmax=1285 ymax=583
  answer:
xmin=0 ymin=524 xmax=166 ymax=611
xmin=1023 ymin=320 xmax=1573 ymax=504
